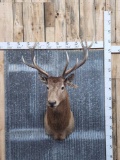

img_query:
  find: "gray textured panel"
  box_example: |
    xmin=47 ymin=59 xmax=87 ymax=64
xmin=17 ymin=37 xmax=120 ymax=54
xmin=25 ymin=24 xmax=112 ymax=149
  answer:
xmin=5 ymin=49 xmax=105 ymax=160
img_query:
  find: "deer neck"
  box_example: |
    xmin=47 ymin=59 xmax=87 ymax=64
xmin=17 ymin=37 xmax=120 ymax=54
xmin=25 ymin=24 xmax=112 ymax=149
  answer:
xmin=47 ymin=95 xmax=71 ymax=131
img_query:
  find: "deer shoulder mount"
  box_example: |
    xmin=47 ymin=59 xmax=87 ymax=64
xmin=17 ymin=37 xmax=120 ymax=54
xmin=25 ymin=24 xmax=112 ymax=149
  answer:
xmin=22 ymin=41 xmax=93 ymax=140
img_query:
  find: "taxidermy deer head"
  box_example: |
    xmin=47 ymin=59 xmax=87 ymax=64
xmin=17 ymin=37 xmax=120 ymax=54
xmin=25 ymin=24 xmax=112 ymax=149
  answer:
xmin=22 ymin=40 xmax=93 ymax=140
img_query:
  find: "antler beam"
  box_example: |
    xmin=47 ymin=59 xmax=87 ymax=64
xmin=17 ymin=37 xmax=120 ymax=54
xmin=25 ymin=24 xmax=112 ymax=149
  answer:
xmin=62 ymin=39 xmax=93 ymax=77
xmin=22 ymin=43 xmax=49 ymax=77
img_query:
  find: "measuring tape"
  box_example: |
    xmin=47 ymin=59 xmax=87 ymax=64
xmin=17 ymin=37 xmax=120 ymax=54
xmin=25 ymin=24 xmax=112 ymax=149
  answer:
xmin=104 ymin=11 xmax=113 ymax=160
xmin=0 ymin=41 xmax=103 ymax=50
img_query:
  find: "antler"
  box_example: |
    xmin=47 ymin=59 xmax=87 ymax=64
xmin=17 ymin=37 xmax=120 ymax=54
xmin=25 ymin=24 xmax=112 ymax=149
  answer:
xmin=22 ymin=43 xmax=49 ymax=77
xmin=62 ymin=39 xmax=93 ymax=77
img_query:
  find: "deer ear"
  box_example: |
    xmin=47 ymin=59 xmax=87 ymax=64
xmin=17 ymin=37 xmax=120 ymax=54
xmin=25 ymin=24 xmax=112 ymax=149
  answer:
xmin=39 ymin=73 xmax=48 ymax=84
xmin=65 ymin=74 xmax=78 ymax=88
xmin=65 ymin=74 xmax=75 ymax=83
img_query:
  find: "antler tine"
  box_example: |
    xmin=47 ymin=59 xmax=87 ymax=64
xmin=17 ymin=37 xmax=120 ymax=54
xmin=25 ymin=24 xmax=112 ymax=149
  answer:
xmin=88 ymin=37 xmax=94 ymax=48
xmin=22 ymin=43 xmax=37 ymax=69
xmin=22 ymin=43 xmax=49 ymax=77
xmin=81 ymin=38 xmax=94 ymax=48
xmin=63 ymin=58 xmax=79 ymax=77
xmin=22 ymin=56 xmax=35 ymax=68
xmin=62 ymin=52 xmax=69 ymax=77
xmin=63 ymin=39 xmax=93 ymax=77
xmin=28 ymin=42 xmax=37 ymax=49
xmin=32 ymin=55 xmax=49 ymax=77
xmin=85 ymin=40 xmax=87 ymax=46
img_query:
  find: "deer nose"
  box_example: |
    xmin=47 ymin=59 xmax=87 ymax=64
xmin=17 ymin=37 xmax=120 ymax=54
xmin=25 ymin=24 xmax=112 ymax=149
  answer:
xmin=48 ymin=101 xmax=56 ymax=107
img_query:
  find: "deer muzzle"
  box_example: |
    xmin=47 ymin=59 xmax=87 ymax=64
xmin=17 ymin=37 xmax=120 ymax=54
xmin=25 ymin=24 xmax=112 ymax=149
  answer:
xmin=48 ymin=101 xmax=57 ymax=108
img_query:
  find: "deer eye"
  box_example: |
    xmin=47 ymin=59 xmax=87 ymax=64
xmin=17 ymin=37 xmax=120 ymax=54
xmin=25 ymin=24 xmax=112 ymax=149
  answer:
xmin=61 ymin=86 xmax=64 ymax=90
xmin=47 ymin=86 xmax=49 ymax=90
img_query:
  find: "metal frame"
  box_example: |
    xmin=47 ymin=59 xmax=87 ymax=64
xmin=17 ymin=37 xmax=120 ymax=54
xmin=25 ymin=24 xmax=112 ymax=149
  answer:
xmin=0 ymin=11 xmax=115 ymax=160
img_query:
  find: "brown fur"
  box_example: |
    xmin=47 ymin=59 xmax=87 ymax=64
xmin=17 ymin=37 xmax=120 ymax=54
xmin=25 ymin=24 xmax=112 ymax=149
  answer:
xmin=44 ymin=77 xmax=74 ymax=140
xmin=47 ymin=97 xmax=71 ymax=132
xmin=22 ymin=44 xmax=90 ymax=140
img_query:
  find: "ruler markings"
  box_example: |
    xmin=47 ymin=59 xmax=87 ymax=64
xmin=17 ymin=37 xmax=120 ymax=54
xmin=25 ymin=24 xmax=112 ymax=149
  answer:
xmin=104 ymin=11 xmax=113 ymax=160
xmin=0 ymin=42 xmax=103 ymax=50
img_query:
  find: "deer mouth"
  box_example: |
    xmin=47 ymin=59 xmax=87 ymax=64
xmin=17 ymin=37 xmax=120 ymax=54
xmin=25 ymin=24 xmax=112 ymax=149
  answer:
xmin=49 ymin=104 xmax=55 ymax=108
